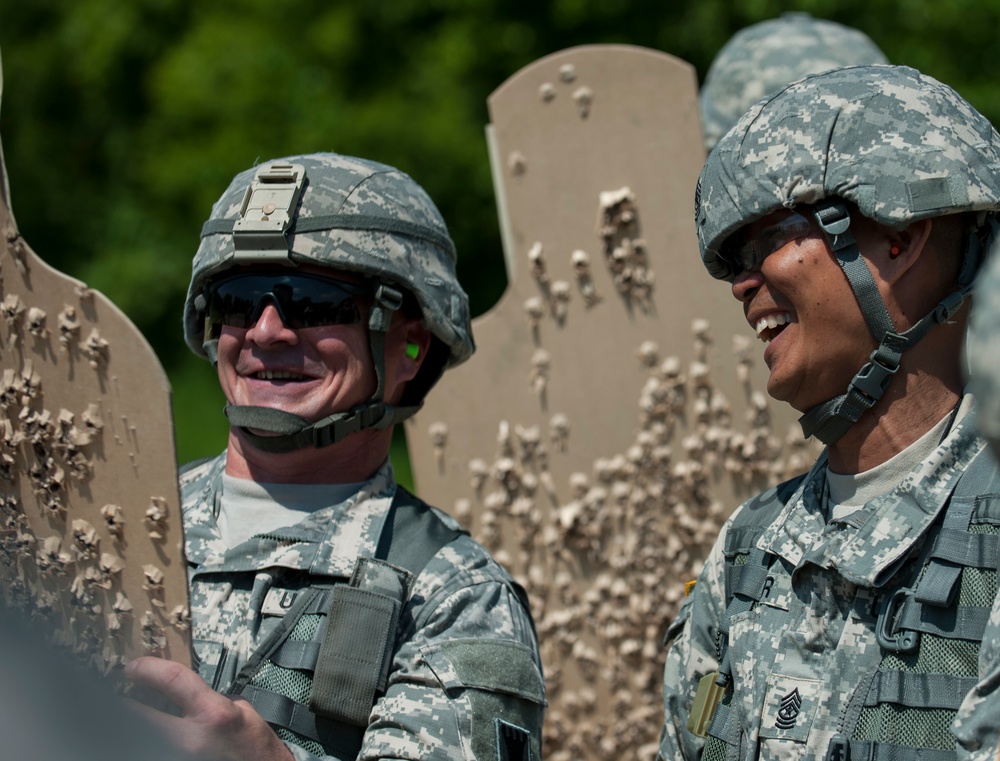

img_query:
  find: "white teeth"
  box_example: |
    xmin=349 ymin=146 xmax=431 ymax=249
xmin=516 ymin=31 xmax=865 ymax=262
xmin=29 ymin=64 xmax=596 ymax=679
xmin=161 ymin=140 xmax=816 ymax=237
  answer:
xmin=255 ymin=371 xmax=306 ymax=381
xmin=754 ymin=312 xmax=792 ymax=341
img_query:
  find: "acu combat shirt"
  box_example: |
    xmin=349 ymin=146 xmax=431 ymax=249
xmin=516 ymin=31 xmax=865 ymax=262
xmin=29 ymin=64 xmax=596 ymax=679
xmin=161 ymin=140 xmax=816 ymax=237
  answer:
xmin=182 ymin=455 xmax=545 ymax=761
xmin=659 ymin=398 xmax=1000 ymax=760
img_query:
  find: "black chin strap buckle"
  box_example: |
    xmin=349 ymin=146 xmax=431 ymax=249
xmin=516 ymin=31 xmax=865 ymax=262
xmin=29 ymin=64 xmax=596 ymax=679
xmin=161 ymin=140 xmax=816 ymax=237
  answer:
xmin=813 ymin=199 xmax=852 ymax=238
xmin=375 ymin=283 xmax=403 ymax=313
xmin=850 ymin=347 xmax=899 ymax=403
xmin=307 ymin=403 xmax=396 ymax=449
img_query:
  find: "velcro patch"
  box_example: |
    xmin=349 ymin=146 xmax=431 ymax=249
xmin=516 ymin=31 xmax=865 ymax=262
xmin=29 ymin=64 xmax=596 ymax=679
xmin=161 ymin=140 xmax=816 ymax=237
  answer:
xmin=758 ymin=674 xmax=822 ymax=742
xmin=757 ymin=568 xmax=791 ymax=612
xmin=497 ymin=720 xmax=531 ymax=761
xmin=261 ymin=588 xmax=304 ymax=617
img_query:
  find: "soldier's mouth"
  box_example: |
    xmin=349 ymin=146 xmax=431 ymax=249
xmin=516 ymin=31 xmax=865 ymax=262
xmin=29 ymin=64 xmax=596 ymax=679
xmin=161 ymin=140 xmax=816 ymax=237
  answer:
xmin=754 ymin=312 xmax=792 ymax=343
xmin=253 ymin=370 xmax=309 ymax=381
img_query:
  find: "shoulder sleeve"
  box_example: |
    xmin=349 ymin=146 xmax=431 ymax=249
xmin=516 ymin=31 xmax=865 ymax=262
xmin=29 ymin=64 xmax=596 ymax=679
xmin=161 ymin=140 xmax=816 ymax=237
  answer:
xmin=361 ymin=534 xmax=545 ymax=761
xmin=658 ymin=518 xmax=732 ymax=761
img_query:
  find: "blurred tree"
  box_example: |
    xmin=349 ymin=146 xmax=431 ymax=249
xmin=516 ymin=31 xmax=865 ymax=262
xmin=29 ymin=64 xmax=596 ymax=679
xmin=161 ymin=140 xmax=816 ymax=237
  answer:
xmin=1 ymin=0 xmax=998 ymax=470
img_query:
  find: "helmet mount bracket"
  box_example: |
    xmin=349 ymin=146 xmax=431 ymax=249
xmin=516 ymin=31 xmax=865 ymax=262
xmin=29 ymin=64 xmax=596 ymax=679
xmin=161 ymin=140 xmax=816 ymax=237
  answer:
xmin=232 ymin=162 xmax=306 ymax=261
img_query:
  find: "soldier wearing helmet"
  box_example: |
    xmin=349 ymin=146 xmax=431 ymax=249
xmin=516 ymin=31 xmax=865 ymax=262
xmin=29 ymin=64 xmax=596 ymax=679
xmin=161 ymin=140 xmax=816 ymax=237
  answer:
xmin=125 ymin=153 xmax=545 ymax=761
xmin=660 ymin=66 xmax=1000 ymax=760
xmin=700 ymin=13 xmax=888 ymax=152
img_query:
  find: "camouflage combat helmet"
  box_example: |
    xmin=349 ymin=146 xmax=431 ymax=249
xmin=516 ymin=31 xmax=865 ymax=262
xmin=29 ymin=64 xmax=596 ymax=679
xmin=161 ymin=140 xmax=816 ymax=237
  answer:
xmin=696 ymin=64 xmax=1000 ymax=444
xmin=700 ymin=13 xmax=888 ymax=151
xmin=184 ymin=152 xmax=475 ymax=452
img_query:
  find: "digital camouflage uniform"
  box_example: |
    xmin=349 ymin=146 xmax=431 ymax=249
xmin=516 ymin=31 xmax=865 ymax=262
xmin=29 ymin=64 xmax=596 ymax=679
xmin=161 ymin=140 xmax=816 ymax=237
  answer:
xmin=662 ymin=66 xmax=1000 ymax=760
xmin=659 ymin=405 xmax=1000 ymax=760
xmin=699 ymin=13 xmax=887 ymax=151
xmin=183 ymin=456 xmax=544 ymax=761
xmin=181 ymin=153 xmax=545 ymax=760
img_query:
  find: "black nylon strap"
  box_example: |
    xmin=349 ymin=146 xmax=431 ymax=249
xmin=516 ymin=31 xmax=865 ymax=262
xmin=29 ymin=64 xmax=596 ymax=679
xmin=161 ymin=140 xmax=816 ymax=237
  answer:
xmin=225 ymin=405 xmax=313 ymax=436
xmin=730 ymin=560 xmax=771 ymax=601
xmin=813 ymin=200 xmax=895 ymax=341
xmin=914 ymin=499 xmax=977 ymax=606
xmin=705 ymin=702 xmax=738 ymax=746
xmin=800 ymin=389 xmax=874 ymax=444
xmin=240 ymin=683 xmax=365 ymax=757
xmin=301 ymin=588 xmax=337 ymax=615
xmin=267 ymin=639 xmax=322 ymax=672
xmin=224 ymin=400 xmax=420 ymax=453
xmin=931 ymin=528 xmax=1000 ymax=569
xmin=864 ymin=670 xmax=978 ymax=710
xmin=897 ymin=600 xmax=991 ymax=640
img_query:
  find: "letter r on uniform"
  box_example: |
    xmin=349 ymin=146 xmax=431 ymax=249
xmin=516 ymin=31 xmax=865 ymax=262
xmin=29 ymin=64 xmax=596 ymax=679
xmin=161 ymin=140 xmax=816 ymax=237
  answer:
xmin=762 ymin=576 xmax=775 ymax=598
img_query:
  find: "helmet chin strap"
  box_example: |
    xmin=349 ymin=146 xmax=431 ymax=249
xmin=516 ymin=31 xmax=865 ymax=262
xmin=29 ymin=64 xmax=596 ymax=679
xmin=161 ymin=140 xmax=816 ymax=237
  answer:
xmin=222 ymin=282 xmax=422 ymax=454
xmin=798 ymin=200 xmax=987 ymax=445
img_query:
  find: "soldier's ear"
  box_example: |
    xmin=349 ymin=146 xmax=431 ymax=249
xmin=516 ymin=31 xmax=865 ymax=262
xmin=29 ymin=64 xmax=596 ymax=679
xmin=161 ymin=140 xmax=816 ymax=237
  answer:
xmin=883 ymin=218 xmax=933 ymax=285
xmin=397 ymin=319 xmax=431 ymax=382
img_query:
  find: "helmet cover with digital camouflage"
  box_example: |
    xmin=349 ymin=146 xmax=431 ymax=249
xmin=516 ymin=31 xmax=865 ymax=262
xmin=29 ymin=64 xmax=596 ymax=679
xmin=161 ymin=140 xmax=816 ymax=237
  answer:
xmin=184 ymin=152 xmax=475 ymax=453
xmin=695 ymin=64 xmax=1000 ymax=444
xmin=700 ymin=12 xmax=888 ymax=152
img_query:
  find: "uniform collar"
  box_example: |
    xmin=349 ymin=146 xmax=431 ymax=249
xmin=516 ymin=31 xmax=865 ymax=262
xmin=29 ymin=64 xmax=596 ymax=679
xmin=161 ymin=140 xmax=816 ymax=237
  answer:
xmin=184 ymin=455 xmax=396 ymax=579
xmin=757 ymin=398 xmax=986 ymax=587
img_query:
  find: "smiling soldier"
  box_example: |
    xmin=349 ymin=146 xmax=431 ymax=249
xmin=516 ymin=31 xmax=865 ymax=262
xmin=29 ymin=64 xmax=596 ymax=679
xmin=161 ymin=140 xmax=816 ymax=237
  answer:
xmin=659 ymin=66 xmax=1000 ymax=760
xmin=124 ymin=153 xmax=545 ymax=761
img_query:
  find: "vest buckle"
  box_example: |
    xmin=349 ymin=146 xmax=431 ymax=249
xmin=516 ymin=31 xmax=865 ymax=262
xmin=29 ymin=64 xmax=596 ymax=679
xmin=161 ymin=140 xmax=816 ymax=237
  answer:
xmin=875 ymin=588 xmax=921 ymax=654
xmin=824 ymin=733 xmax=851 ymax=761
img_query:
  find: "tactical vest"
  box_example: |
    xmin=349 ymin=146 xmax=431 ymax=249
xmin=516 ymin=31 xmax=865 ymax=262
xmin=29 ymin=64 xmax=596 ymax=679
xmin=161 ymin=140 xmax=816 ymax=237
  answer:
xmin=215 ymin=486 xmax=464 ymax=760
xmin=701 ymin=448 xmax=1000 ymax=761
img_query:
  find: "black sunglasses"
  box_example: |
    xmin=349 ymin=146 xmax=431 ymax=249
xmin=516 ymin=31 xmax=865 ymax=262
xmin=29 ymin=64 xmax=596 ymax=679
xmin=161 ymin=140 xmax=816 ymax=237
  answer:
xmin=205 ymin=271 xmax=372 ymax=331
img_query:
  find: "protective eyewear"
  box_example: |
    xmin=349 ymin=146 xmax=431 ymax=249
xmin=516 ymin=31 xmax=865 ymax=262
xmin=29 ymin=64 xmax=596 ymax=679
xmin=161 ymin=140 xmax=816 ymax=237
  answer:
xmin=723 ymin=212 xmax=813 ymax=275
xmin=205 ymin=271 xmax=371 ymax=331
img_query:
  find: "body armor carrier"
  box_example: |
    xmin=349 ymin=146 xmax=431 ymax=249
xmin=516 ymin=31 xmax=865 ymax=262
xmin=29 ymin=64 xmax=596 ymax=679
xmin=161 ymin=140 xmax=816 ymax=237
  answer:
xmin=702 ymin=449 xmax=1000 ymax=761
xmin=224 ymin=488 xmax=464 ymax=760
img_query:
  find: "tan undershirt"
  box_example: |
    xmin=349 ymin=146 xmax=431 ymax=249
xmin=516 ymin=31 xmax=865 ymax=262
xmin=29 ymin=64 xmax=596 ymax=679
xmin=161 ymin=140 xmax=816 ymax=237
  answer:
xmin=825 ymin=393 xmax=973 ymax=521
xmin=218 ymin=474 xmax=363 ymax=548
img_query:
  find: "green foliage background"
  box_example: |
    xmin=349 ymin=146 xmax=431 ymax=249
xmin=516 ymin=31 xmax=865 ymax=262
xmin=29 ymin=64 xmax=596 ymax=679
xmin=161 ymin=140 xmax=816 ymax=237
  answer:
xmin=2 ymin=0 xmax=999 ymax=477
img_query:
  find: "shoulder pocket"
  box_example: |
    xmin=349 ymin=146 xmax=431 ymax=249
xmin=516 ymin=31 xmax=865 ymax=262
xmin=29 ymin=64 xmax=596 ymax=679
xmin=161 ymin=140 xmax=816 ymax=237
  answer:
xmin=424 ymin=639 xmax=545 ymax=761
xmin=423 ymin=639 xmax=544 ymax=704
